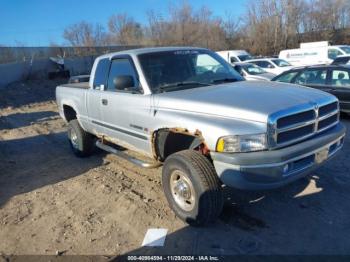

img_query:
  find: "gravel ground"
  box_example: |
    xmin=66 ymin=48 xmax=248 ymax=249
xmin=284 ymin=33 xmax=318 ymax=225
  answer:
xmin=0 ymin=80 xmax=349 ymax=258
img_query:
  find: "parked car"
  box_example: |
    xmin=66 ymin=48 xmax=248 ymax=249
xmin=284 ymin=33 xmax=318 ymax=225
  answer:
xmin=233 ymin=62 xmax=275 ymax=81
xmin=272 ymin=64 xmax=350 ymax=114
xmin=56 ymin=47 xmax=345 ymax=226
xmin=331 ymin=55 xmax=350 ymax=65
xmin=247 ymin=58 xmax=294 ymax=75
xmin=279 ymin=41 xmax=350 ymax=66
xmin=216 ymin=50 xmax=253 ymax=64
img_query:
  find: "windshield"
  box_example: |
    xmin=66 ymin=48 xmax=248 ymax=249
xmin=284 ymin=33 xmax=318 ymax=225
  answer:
xmin=242 ymin=64 xmax=267 ymax=75
xmin=340 ymin=46 xmax=350 ymax=54
xmin=138 ymin=50 xmax=244 ymax=93
xmin=271 ymin=59 xmax=291 ymax=67
xmin=238 ymin=54 xmax=252 ymax=61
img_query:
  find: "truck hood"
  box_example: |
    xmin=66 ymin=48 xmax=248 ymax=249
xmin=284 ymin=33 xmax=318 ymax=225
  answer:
xmin=153 ymin=81 xmax=334 ymax=123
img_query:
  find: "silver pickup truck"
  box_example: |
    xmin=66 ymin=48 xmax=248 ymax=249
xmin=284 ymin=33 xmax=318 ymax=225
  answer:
xmin=56 ymin=47 xmax=346 ymax=226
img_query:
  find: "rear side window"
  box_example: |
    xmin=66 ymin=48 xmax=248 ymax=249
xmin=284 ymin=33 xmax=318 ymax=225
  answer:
xmin=331 ymin=70 xmax=350 ymax=87
xmin=294 ymin=69 xmax=327 ymax=85
xmin=93 ymin=58 xmax=110 ymax=89
xmin=274 ymin=71 xmax=298 ymax=83
xmin=107 ymin=58 xmax=139 ymax=91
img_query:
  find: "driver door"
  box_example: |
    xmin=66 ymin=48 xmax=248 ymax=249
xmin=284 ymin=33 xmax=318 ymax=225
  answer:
xmin=100 ymin=56 xmax=151 ymax=153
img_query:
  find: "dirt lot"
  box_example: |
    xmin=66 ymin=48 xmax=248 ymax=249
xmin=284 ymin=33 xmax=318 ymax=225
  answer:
xmin=0 ymin=80 xmax=350 ymax=257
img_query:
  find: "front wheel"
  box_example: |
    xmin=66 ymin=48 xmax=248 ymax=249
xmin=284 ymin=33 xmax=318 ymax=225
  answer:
xmin=162 ymin=150 xmax=224 ymax=226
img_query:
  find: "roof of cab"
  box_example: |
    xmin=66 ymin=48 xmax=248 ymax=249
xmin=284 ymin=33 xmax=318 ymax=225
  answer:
xmin=96 ymin=46 xmax=208 ymax=60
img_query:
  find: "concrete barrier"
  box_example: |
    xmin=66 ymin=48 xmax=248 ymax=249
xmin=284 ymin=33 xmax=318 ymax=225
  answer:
xmin=0 ymin=56 xmax=96 ymax=88
xmin=0 ymin=62 xmax=30 ymax=88
xmin=0 ymin=46 xmax=143 ymax=64
xmin=0 ymin=45 xmax=146 ymax=88
xmin=65 ymin=56 xmax=96 ymax=76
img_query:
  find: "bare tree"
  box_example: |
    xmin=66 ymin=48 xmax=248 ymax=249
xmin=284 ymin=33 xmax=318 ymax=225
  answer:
xmin=108 ymin=13 xmax=143 ymax=45
xmin=282 ymin=0 xmax=306 ymax=48
xmin=61 ymin=0 xmax=350 ymax=56
xmin=146 ymin=10 xmax=167 ymax=45
xmin=145 ymin=2 xmax=228 ymax=50
xmin=222 ymin=13 xmax=242 ymax=49
xmin=63 ymin=21 xmax=108 ymax=47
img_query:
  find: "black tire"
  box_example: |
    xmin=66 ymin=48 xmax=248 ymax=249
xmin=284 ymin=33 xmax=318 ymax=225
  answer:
xmin=162 ymin=150 xmax=224 ymax=226
xmin=67 ymin=119 xmax=95 ymax=157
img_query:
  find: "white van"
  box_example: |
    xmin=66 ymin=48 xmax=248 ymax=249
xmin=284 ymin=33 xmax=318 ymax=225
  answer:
xmin=216 ymin=50 xmax=253 ymax=64
xmin=279 ymin=41 xmax=350 ymax=66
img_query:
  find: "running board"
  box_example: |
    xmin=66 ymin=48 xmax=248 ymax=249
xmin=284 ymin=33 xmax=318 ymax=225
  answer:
xmin=96 ymin=140 xmax=162 ymax=169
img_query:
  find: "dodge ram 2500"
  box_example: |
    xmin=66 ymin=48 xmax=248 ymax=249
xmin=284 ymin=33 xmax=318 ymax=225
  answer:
xmin=56 ymin=47 xmax=346 ymax=226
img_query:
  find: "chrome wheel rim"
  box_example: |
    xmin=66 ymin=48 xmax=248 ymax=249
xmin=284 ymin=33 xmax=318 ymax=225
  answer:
xmin=70 ymin=129 xmax=79 ymax=149
xmin=170 ymin=170 xmax=195 ymax=211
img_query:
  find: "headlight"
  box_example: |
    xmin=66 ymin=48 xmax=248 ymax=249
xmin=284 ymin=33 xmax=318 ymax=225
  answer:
xmin=216 ymin=134 xmax=267 ymax=153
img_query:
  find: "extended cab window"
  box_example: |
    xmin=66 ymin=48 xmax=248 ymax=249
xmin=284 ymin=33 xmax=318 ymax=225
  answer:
xmin=294 ymin=69 xmax=327 ymax=85
xmin=107 ymin=58 xmax=139 ymax=92
xmin=93 ymin=58 xmax=110 ymax=89
xmin=331 ymin=70 xmax=350 ymax=87
xmin=274 ymin=71 xmax=298 ymax=83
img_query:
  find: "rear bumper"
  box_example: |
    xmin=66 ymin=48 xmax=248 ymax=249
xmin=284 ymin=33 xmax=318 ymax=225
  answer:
xmin=211 ymin=123 xmax=346 ymax=190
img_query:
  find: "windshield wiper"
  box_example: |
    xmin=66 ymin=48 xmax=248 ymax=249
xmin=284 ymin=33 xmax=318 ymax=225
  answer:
xmin=211 ymin=78 xmax=238 ymax=84
xmin=156 ymin=81 xmax=211 ymax=93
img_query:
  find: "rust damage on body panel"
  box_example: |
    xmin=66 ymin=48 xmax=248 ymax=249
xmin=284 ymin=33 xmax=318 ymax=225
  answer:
xmin=151 ymin=127 xmax=210 ymax=161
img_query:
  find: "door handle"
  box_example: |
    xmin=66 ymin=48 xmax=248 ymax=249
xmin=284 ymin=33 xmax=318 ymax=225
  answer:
xmin=102 ymin=99 xmax=108 ymax=105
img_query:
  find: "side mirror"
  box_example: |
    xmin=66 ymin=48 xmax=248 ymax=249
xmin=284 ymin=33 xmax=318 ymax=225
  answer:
xmin=113 ymin=75 xmax=135 ymax=90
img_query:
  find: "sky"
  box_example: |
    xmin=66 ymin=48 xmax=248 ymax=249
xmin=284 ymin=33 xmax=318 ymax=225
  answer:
xmin=0 ymin=0 xmax=247 ymax=46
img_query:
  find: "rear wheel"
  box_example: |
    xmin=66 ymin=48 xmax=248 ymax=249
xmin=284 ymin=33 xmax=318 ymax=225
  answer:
xmin=67 ymin=119 xmax=95 ymax=157
xmin=162 ymin=150 xmax=223 ymax=226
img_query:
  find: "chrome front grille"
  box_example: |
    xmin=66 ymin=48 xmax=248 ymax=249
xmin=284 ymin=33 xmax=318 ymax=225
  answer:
xmin=319 ymin=102 xmax=338 ymax=117
xmin=268 ymin=100 xmax=339 ymax=148
xmin=318 ymin=113 xmax=338 ymax=130
xmin=276 ymin=110 xmax=315 ymax=129
xmin=277 ymin=123 xmax=315 ymax=144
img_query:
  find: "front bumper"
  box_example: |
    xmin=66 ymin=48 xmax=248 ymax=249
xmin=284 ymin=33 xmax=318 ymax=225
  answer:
xmin=211 ymin=123 xmax=346 ymax=190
